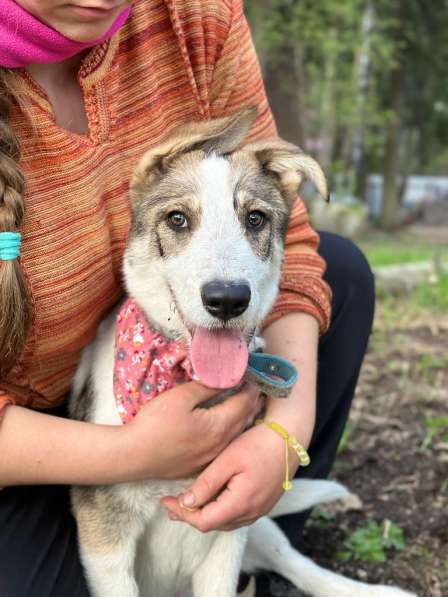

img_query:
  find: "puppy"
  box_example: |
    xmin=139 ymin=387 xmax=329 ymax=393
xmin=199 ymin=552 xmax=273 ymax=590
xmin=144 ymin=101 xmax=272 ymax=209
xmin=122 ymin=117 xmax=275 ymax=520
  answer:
xmin=70 ymin=108 xmax=415 ymax=597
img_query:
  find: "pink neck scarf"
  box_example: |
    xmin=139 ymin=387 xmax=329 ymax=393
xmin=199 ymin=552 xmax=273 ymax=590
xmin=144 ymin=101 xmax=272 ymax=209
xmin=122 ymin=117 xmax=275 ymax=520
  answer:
xmin=114 ymin=298 xmax=195 ymax=424
xmin=0 ymin=0 xmax=132 ymax=68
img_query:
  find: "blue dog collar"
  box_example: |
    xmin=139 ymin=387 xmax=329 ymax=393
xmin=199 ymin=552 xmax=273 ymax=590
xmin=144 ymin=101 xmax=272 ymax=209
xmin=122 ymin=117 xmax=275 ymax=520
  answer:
xmin=245 ymin=352 xmax=298 ymax=399
xmin=0 ymin=232 xmax=21 ymax=261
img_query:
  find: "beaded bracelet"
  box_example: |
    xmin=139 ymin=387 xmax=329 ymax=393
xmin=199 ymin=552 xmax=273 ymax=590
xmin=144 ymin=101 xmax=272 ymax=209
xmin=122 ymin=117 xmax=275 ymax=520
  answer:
xmin=255 ymin=419 xmax=310 ymax=491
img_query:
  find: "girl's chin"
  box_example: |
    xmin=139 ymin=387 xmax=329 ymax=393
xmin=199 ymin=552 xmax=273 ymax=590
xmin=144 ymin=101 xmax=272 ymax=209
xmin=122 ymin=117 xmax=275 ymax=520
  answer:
xmin=52 ymin=4 xmax=127 ymax=42
xmin=52 ymin=20 xmax=115 ymax=42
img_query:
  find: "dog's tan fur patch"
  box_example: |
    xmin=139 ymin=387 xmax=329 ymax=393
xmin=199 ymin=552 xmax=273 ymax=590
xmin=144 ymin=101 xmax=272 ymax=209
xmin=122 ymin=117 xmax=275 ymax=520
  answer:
xmin=72 ymin=486 xmax=137 ymax=555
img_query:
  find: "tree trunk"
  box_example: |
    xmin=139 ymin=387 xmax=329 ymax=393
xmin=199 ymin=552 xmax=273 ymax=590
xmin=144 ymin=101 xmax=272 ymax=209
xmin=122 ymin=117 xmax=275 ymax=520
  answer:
xmin=379 ymin=0 xmax=408 ymax=229
xmin=292 ymin=42 xmax=308 ymax=149
xmin=379 ymin=64 xmax=404 ymax=228
xmin=315 ymin=35 xmax=337 ymax=174
xmin=264 ymin=42 xmax=307 ymax=148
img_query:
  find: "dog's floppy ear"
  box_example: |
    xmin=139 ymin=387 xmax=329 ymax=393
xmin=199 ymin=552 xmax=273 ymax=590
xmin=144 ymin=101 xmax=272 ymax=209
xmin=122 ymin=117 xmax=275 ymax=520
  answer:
xmin=244 ymin=139 xmax=329 ymax=203
xmin=130 ymin=107 xmax=257 ymax=194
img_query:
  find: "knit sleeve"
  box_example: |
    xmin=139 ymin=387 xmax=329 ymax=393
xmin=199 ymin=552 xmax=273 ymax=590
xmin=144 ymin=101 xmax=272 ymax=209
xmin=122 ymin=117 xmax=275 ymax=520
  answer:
xmin=0 ymin=392 xmax=13 ymax=426
xmin=208 ymin=0 xmax=331 ymax=333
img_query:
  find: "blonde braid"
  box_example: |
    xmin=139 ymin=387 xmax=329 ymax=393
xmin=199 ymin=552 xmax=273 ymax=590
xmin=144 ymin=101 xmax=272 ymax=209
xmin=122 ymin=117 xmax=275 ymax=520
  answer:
xmin=0 ymin=69 xmax=31 ymax=376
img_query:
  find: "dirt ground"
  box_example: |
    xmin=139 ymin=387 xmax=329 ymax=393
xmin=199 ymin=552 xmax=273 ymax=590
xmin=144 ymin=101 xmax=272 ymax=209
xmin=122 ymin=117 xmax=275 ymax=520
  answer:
xmin=257 ymin=308 xmax=448 ymax=597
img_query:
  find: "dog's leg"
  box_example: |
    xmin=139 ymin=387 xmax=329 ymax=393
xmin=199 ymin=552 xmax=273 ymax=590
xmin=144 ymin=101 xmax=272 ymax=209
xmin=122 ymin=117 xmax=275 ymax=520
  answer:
xmin=72 ymin=487 xmax=145 ymax=597
xmin=192 ymin=528 xmax=248 ymax=597
xmin=80 ymin=542 xmax=140 ymax=597
xmin=243 ymin=517 xmax=417 ymax=597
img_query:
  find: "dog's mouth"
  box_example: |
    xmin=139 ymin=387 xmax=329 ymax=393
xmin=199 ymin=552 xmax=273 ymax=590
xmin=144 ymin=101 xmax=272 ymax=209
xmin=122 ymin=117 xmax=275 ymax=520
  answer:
xmin=167 ymin=283 xmax=252 ymax=389
xmin=190 ymin=327 xmax=248 ymax=389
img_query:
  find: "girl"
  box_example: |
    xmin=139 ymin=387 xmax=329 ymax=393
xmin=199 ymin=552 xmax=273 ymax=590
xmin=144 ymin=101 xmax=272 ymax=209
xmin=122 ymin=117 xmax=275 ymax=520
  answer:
xmin=0 ymin=2 xmax=374 ymax=595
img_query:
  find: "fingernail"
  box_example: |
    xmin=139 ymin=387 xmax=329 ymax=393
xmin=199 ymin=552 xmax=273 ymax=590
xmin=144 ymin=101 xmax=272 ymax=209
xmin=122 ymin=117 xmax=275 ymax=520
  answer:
xmin=168 ymin=513 xmax=180 ymax=521
xmin=181 ymin=491 xmax=196 ymax=508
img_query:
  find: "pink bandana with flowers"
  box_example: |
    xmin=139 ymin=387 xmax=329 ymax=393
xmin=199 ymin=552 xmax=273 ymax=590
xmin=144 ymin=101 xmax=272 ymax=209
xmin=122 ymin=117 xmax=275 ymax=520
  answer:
xmin=113 ymin=298 xmax=194 ymax=424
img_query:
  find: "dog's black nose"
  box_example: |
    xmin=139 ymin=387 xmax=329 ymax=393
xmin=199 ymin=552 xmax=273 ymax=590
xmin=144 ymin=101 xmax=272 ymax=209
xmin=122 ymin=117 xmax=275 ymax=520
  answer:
xmin=201 ymin=281 xmax=251 ymax=321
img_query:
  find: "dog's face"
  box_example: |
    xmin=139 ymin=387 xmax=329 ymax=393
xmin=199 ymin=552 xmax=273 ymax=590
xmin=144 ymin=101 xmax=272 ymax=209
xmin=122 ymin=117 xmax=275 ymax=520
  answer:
xmin=124 ymin=109 xmax=327 ymax=388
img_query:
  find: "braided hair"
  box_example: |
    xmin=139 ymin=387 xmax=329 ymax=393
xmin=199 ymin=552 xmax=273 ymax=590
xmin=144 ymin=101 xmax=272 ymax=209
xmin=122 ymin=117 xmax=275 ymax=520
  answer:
xmin=0 ymin=70 xmax=30 ymax=376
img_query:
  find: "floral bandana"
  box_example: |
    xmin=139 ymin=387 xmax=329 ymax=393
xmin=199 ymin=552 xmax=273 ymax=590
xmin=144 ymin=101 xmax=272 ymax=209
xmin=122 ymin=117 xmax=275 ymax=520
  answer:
xmin=113 ymin=298 xmax=194 ymax=424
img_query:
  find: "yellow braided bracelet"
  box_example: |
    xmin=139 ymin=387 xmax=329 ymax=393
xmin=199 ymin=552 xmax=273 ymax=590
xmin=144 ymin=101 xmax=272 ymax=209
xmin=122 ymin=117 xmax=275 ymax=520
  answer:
xmin=255 ymin=419 xmax=311 ymax=491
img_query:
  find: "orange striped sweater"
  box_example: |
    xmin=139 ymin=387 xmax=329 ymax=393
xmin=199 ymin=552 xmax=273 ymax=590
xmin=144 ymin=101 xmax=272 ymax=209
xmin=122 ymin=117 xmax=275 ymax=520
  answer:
xmin=0 ymin=0 xmax=331 ymax=414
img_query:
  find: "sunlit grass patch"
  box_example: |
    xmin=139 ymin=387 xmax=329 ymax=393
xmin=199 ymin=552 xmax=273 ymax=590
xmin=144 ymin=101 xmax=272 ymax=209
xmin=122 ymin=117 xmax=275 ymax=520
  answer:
xmin=413 ymin=274 xmax=448 ymax=310
xmin=358 ymin=229 xmax=448 ymax=268
xmin=421 ymin=415 xmax=448 ymax=450
xmin=364 ymin=246 xmax=444 ymax=267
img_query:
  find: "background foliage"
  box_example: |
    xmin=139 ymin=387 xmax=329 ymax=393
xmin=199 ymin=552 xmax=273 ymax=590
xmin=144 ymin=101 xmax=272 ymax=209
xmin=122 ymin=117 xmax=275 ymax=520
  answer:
xmin=244 ymin=5 xmax=448 ymax=595
xmin=245 ymin=0 xmax=448 ymax=227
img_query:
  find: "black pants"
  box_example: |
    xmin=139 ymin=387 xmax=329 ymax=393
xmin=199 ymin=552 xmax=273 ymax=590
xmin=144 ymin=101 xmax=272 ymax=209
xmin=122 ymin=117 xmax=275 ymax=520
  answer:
xmin=0 ymin=232 xmax=375 ymax=597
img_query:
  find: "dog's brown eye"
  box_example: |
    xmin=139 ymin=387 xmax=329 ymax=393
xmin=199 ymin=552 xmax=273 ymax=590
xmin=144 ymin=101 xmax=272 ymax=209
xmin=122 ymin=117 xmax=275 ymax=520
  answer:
xmin=167 ymin=211 xmax=188 ymax=229
xmin=247 ymin=210 xmax=265 ymax=229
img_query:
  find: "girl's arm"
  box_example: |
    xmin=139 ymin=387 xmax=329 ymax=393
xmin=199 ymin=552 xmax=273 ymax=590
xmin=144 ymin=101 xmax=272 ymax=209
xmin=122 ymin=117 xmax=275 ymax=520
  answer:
xmin=0 ymin=382 xmax=260 ymax=487
xmin=0 ymin=405 xmax=131 ymax=486
xmin=262 ymin=312 xmax=318 ymax=446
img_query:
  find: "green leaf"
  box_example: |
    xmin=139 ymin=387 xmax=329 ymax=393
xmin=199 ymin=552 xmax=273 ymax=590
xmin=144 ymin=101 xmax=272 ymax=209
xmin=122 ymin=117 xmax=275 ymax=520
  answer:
xmin=342 ymin=520 xmax=405 ymax=564
xmin=336 ymin=550 xmax=352 ymax=562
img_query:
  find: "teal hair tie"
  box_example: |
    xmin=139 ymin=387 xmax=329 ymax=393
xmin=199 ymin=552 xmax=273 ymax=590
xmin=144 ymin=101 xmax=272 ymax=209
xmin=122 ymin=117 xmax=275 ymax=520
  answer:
xmin=0 ymin=232 xmax=21 ymax=261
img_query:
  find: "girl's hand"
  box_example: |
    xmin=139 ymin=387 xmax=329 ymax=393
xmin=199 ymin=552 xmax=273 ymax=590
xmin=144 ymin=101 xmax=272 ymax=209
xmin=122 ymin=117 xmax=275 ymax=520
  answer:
xmin=124 ymin=381 xmax=262 ymax=482
xmin=160 ymin=423 xmax=300 ymax=531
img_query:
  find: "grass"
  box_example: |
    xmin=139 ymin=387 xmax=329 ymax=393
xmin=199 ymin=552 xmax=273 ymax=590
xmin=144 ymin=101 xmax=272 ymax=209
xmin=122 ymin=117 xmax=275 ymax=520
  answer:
xmin=421 ymin=416 xmax=448 ymax=450
xmin=379 ymin=274 xmax=448 ymax=316
xmin=362 ymin=246 xmax=443 ymax=267
xmin=357 ymin=229 xmax=448 ymax=314
xmin=358 ymin=229 xmax=448 ymax=268
xmin=417 ymin=353 xmax=448 ymax=373
xmin=413 ymin=274 xmax=448 ymax=310
xmin=337 ymin=422 xmax=353 ymax=454
xmin=307 ymin=508 xmax=336 ymax=529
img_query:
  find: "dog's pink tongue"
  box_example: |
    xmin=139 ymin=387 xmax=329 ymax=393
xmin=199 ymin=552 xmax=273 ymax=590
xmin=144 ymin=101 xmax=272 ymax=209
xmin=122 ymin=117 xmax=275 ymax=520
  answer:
xmin=190 ymin=328 xmax=248 ymax=389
